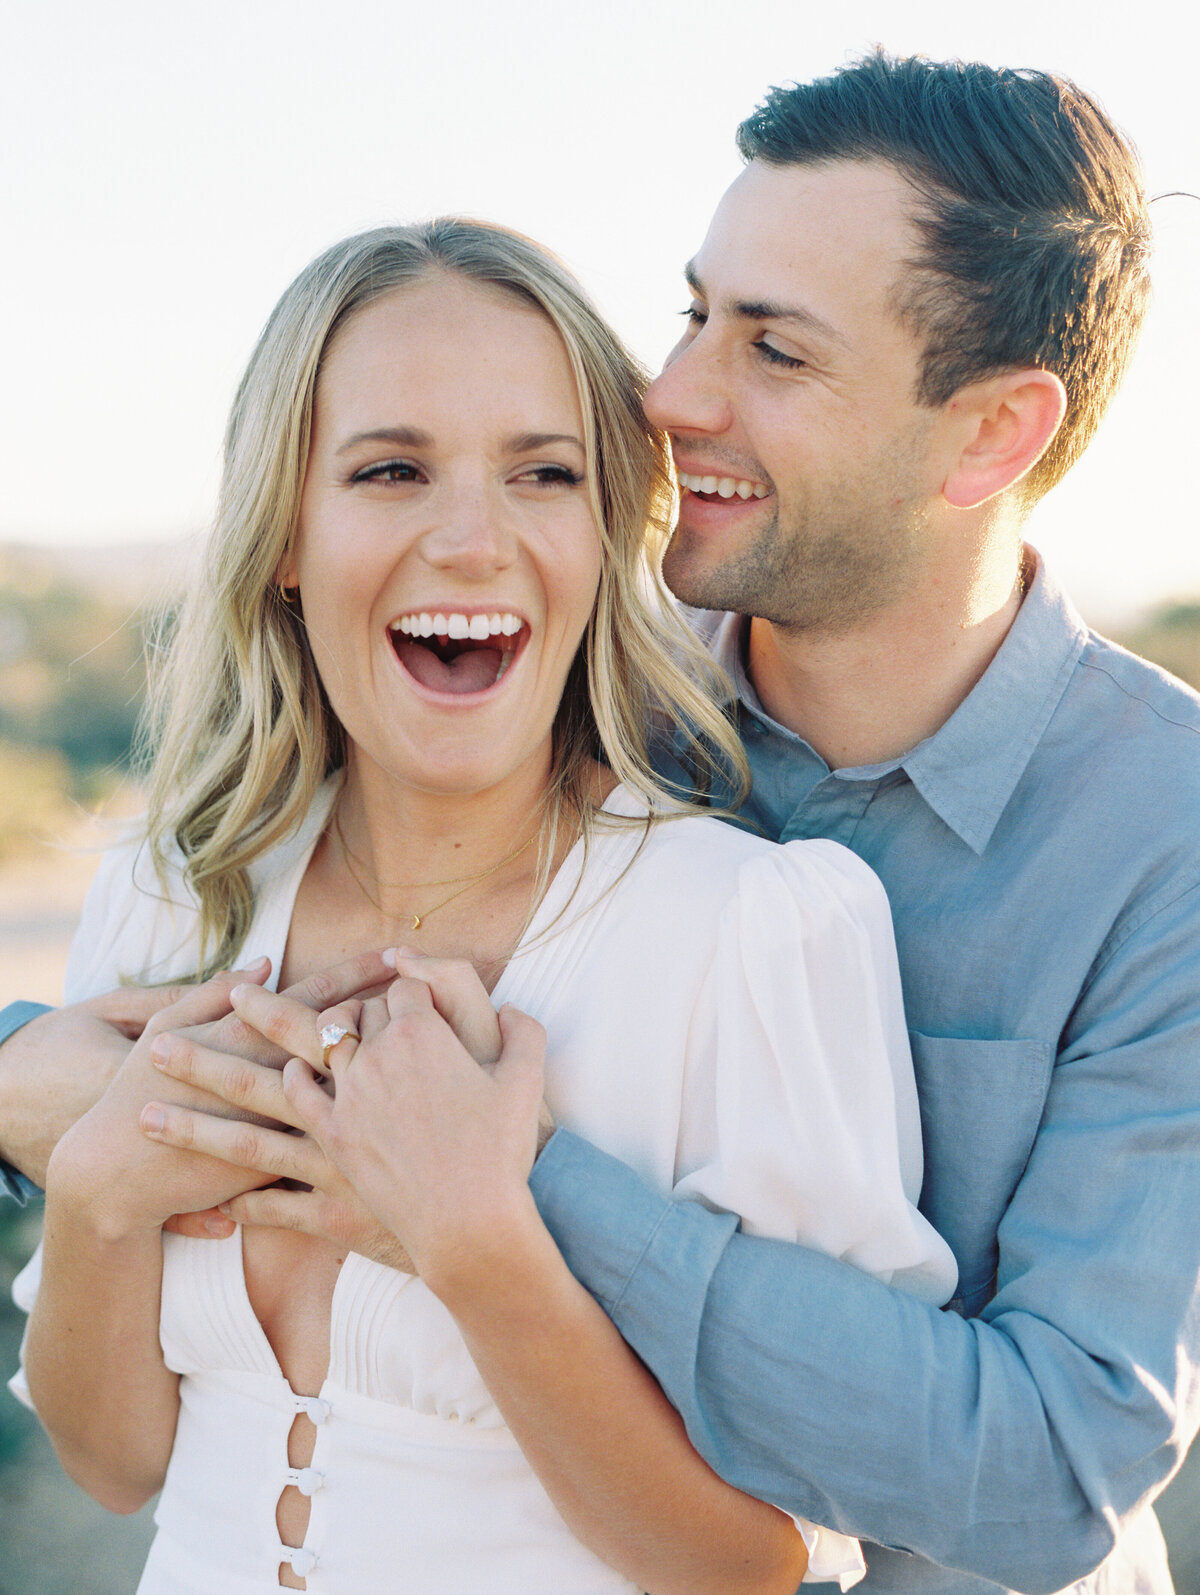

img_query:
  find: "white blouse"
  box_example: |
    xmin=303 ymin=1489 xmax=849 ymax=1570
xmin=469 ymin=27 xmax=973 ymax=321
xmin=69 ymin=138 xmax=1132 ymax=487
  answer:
xmin=14 ymin=783 xmax=956 ymax=1593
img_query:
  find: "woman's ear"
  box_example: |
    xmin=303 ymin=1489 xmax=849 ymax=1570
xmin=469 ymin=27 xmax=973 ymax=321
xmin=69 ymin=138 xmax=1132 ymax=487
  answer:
xmin=275 ymin=550 xmax=298 ymax=597
xmin=940 ymin=369 xmax=1067 ymax=510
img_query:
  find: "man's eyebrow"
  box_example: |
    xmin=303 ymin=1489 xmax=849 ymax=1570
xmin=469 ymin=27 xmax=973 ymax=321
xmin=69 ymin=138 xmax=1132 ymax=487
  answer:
xmin=683 ymin=262 xmax=848 ymax=350
xmin=336 ymin=426 xmax=432 ymax=454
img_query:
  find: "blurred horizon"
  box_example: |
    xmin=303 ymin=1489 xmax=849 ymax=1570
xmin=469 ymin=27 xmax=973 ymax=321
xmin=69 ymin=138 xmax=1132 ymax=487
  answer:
xmin=2 ymin=0 xmax=1198 ymax=622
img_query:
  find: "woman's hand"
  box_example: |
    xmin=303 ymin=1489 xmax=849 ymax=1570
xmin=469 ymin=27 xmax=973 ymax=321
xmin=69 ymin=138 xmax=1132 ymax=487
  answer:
xmin=144 ymin=952 xmax=552 ymax=1275
xmin=45 ymin=963 xmax=280 ymax=1240
xmin=274 ymin=975 xmax=549 ymax=1290
xmin=141 ymin=1018 xmax=416 ymax=1274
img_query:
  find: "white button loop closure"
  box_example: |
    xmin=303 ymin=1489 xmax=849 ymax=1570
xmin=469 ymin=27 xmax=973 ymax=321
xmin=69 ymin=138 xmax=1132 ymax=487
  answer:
xmin=293 ymin=1394 xmax=331 ymax=1425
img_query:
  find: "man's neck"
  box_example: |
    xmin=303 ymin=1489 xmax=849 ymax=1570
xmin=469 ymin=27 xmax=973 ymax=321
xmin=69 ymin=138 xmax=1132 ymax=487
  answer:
xmin=747 ymin=543 xmax=1031 ymax=770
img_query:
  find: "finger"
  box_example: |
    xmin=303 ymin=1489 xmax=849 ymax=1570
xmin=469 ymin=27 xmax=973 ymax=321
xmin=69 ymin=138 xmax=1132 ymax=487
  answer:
xmin=313 ymin=1000 xmax=364 ymax=1077
xmin=140 ymin=961 xmax=276 ymax=1040
xmin=390 ymin=950 xmax=502 ymax=1066
xmin=140 ymin=1101 xmax=320 ymax=1185
xmin=164 ymin=1209 xmax=238 ymax=1240
xmin=280 ymin=948 xmax=394 ymax=1011
xmin=282 ymin=1058 xmax=337 ymax=1140
xmin=384 ymin=974 xmax=438 ymax=1022
xmin=220 ymin=1186 xmax=330 ymax=1238
xmin=358 ymin=995 xmax=391 ymax=1044
xmin=495 ymin=1005 xmax=548 ymax=1103
xmin=83 ymin=959 xmax=271 ymax=1038
xmin=148 ymin=1033 xmax=299 ymax=1128
xmin=228 ymin=984 xmax=333 ymax=1068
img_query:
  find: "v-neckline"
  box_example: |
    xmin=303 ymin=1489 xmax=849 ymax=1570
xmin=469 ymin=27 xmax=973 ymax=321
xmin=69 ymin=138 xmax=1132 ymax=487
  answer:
xmin=228 ymin=779 xmax=654 ymax=1392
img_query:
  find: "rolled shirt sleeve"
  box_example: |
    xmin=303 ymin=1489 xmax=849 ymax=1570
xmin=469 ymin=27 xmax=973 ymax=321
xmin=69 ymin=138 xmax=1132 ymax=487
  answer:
xmin=531 ymin=878 xmax=1200 ymax=1591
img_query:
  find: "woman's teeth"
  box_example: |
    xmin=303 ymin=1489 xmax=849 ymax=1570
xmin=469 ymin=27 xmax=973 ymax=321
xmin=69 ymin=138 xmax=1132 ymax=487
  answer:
xmin=676 ymin=472 xmax=769 ymax=501
xmin=389 ymin=611 xmax=524 ymax=640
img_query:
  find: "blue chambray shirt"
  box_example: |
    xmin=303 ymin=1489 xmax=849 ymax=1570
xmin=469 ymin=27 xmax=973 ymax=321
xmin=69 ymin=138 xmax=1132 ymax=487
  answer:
xmin=531 ymin=553 xmax=1200 ymax=1592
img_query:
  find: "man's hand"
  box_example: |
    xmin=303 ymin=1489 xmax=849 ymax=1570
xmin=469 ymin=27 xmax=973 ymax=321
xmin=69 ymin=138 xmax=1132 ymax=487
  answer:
xmin=0 ymin=946 xmax=394 ymax=1194
xmin=0 ymin=983 xmax=205 ymax=1187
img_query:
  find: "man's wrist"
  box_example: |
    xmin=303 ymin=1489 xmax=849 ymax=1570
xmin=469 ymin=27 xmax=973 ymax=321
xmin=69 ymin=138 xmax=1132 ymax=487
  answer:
xmin=0 ymin=1001 xmax=54 ymax=1200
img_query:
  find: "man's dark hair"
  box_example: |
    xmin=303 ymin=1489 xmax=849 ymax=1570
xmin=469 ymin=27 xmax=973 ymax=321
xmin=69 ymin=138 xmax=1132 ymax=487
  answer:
xmin=736 ymin=51 xmax=1151 ymax=497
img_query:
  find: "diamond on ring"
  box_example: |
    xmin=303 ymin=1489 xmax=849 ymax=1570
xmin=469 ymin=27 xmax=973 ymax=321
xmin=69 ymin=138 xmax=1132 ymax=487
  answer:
xmin=319 ymin=1022 xmax=360 ymax=1070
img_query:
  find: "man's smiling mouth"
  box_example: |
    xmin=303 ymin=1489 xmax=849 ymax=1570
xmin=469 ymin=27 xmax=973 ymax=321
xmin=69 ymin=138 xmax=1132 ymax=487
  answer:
xmin=388 ymin=610 xmax=527 ymax=695
xmin=677 ymin=472 xmax=770 ymax=502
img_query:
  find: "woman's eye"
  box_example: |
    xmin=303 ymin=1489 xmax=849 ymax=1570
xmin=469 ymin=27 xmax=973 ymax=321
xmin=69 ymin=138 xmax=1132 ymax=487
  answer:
xmin=517 ymin=464 xmax=585 ymax=487
xmin=679 ymin=305 xmax=707 ymax=327
xmin=753 ymin=339 xmax=806 ymax=371
xmin=351 ymin=459 xmax=421 ymax=484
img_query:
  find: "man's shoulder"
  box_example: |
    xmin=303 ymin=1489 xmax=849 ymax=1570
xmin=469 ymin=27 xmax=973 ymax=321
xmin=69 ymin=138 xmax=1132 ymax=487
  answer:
xmin=1075 ymin=627 xmax=1200 ymax=739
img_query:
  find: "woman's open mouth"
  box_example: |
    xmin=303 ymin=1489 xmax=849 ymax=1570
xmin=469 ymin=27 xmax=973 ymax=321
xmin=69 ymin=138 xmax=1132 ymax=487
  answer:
xmin=388 ymin=609 xmax=527 ymax=696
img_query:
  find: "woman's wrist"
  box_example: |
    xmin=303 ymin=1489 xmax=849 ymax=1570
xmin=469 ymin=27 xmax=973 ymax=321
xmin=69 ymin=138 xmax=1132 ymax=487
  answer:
xmin=420 ymin=1189 xmax=566 ymax=1323
xmin=44 ymin=1130 xmax=162 ymax=1246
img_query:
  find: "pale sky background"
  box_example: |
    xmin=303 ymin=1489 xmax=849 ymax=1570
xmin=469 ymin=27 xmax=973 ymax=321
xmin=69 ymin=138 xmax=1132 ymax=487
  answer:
xmin=1 ymin=0 xmax=1196 ymax=623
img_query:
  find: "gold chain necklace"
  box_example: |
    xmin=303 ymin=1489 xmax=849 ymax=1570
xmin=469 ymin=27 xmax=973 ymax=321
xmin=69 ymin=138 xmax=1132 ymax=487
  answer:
xmin=334 ymin=811 xmax=537 ymax=932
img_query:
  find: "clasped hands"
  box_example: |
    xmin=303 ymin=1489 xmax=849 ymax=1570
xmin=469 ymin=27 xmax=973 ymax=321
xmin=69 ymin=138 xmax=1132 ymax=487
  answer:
xmin=138 ymin=950 xmax=554 ymax=1284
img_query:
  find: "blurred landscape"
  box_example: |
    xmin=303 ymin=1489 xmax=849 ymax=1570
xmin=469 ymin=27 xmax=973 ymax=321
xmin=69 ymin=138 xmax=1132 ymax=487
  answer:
xmin=0 ymin=539 xmax=1198 ymax=1590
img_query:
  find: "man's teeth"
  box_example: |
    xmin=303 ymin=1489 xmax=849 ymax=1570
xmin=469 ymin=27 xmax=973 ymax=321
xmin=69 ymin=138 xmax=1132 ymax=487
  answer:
xmin=676 ymin=472 xmax=769 ymax=501
xmin=389 ymin=611 xmax=524 ymax=640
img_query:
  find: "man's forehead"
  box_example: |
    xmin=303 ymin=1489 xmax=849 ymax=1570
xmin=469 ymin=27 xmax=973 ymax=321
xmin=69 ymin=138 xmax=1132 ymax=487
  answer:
xmin=689 ymin=158 xmax=922 ymax=308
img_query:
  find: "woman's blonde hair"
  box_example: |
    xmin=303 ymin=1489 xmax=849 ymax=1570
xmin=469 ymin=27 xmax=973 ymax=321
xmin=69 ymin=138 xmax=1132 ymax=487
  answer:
xmin=141 ymin=220 xmax=748 ymax=978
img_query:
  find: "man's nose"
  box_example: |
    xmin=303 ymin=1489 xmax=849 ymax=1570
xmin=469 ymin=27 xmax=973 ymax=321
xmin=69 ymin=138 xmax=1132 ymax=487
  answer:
xmin=418 ymin=486 xmax=518 ymax=578
xmin=644 ymin=333 xmax=735 ymax=436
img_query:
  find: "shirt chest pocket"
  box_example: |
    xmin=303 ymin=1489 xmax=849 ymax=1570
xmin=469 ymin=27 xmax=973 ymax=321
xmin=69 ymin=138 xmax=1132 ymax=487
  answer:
xmin=908 ymin=1032 xmax=1055 ymax=1316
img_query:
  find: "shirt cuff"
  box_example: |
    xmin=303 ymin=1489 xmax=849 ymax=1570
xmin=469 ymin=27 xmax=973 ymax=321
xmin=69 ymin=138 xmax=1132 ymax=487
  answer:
xmin=530 ymin=1128 xmax=738 ymax=1316
xmin=0 ymin=1001 xmax=53 ymax=1204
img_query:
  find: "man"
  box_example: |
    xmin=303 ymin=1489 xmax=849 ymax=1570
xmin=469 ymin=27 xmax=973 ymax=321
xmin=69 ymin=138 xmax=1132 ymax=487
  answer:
xmin=4 ymin=53 xmax=1198 ymax=1592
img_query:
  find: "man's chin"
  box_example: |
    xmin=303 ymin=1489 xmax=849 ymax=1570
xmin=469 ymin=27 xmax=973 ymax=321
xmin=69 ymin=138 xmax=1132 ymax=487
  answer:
xmin=661 ymin=539 xmax=733 ymax=613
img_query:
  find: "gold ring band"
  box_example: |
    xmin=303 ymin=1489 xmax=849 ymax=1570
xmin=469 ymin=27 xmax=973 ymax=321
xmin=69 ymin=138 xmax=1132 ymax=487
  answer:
xmin=319 ymin=1022 xmax=361 ymax=1071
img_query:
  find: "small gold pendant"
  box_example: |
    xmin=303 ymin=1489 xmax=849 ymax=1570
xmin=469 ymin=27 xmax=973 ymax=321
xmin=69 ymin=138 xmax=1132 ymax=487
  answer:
xmin=410 ymin=915 xmax=422 ymax=931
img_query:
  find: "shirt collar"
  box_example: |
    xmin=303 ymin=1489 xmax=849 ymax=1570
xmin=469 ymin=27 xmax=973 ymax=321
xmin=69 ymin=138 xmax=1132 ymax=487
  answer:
xmin=685 ymin=549 xmax=1090 ymax=855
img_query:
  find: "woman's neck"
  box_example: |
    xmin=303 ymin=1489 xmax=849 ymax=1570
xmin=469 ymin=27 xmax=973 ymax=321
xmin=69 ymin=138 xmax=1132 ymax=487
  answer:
xmin=280 ymin=750 xmax=614 ymax=991
xmin=335 ymin=745 xmax=556 ymax=890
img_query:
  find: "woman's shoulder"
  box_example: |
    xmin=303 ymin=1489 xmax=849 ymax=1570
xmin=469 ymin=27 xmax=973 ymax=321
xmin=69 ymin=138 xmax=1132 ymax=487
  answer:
xmin=616 ymin=789 xmax=892 ymax=921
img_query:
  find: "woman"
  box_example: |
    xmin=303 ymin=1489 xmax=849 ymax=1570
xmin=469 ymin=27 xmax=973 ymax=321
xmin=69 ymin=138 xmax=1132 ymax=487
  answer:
xmin=16 ymin=221 xmax=955 ymax=1594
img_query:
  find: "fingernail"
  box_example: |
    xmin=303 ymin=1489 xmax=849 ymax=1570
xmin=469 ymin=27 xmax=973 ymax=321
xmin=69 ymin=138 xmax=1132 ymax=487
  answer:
xmin=394 ymin=946 xmax=420 ymax=961
xmin=142 ymin=1106 xmax=166 ymax=1134
xmin=149 ymin=1036 xmax=171 ymax=1064
xmin=205 ymin=1215 xmax=231 ymax=1236
xmin=230 ymin=983 xmax=248 ymax=1002
xmin=244 ymin=956 xmax=270 ymax=974
xmin=381 ymin=948 xmax=396 ymax=967
xmin=217 ymin=1202 xmax=232 ymax=1216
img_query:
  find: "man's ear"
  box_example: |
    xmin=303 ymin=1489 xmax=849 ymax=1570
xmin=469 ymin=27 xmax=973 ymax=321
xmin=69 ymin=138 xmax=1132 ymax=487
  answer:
xmin=940 ymin=369 xmax=1067 ymax=510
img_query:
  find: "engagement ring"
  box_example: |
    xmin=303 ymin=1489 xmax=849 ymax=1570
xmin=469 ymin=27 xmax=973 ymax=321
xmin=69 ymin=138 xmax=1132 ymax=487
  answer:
xmin=319 ymin=1022 xmax=360 ymax=1070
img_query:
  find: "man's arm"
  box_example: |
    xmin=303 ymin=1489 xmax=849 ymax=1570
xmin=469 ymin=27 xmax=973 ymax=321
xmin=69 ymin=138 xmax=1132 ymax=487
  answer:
xmin=531 ymin=885 xmax=1200 ymax=1592
xmin=0 ymin=949 xmax=395 ymax=1200
xmin=0 ymin=1002 xmax=52 ymax=1201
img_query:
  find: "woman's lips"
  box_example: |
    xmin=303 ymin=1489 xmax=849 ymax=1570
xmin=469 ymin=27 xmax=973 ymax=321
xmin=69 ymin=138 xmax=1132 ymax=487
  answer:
xmin=387 ymin=610 xmax=527 ymax=697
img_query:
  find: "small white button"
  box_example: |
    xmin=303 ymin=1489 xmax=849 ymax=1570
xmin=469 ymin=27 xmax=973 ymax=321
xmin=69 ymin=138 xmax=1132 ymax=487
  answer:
xmin=296 ymin=1467 xmax=324 ymax=1497
xmin=286 ymin=1548 xmax=318 ymax=1577
xmin=295 ymin=1395 xmax=331 ymax=1425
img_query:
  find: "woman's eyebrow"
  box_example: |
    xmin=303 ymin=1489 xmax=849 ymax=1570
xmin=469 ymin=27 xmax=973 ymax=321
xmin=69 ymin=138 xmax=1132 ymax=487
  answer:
xmin=336 ymin=426 xmax=433 ymax=454
xmin=505 ymin=432 xmax=585 ymax=453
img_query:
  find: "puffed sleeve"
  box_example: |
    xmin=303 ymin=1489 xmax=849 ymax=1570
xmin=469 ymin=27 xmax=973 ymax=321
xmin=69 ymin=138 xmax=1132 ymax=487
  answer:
xmin=670 ymin=839 xmax=957 ymax=1589
xmin=64 ymin=828 xmax=200 ymax=1002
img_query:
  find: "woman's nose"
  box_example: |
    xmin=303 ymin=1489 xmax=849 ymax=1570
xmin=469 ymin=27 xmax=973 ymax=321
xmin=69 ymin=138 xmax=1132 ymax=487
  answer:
xmin=418 ymin=488 xmax=518 ymax=578
xmin=644 ymin=333 xmax=735 ymax=437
